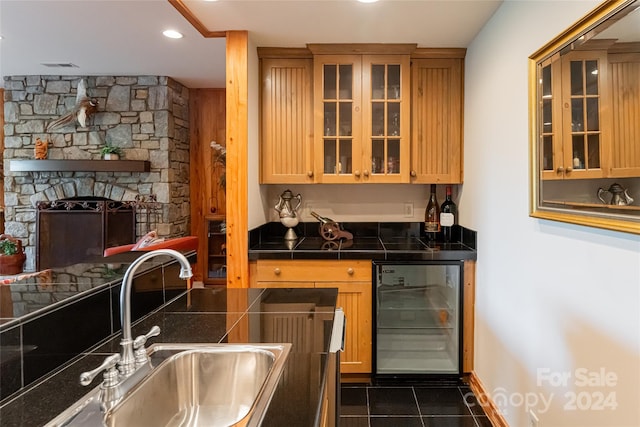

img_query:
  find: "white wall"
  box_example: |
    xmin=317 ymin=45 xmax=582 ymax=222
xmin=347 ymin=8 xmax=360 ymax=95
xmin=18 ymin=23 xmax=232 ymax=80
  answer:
xmin=247 ymin=35 xmax=269 ymax=230
xmin=464 ymin=2 xmax=640 ymax=426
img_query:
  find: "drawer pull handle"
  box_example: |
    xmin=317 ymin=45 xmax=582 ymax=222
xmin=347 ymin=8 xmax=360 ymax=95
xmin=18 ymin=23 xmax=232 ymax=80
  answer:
xmin=347 ymin=267 xmax=354 ymax=275
xmin=274 ymin=268 xmax=281 ymax=275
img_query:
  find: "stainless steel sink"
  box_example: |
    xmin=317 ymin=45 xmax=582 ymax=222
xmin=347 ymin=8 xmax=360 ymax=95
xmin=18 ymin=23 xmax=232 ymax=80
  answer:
xmin=45 ymin=343 xmax=291 ymax=427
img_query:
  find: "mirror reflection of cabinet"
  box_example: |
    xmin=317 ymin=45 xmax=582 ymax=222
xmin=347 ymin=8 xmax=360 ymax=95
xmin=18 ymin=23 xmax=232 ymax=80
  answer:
xmin=540 ymin=51 xmax=610 ymax=180
xmin=313 ymin=51 xmax=411 ymax=183
xmin=530 ymin=0 xmax=640 ymax=234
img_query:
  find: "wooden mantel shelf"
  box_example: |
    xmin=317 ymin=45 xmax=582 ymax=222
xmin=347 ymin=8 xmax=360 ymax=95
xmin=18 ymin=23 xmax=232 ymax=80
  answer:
xmin=9 ymin=160 xmax=151 ymax=173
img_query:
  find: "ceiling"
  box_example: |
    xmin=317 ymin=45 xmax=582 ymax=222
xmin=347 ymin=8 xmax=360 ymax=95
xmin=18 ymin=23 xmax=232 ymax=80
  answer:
xmin=0 ymin=0 xmax=504 ymax=89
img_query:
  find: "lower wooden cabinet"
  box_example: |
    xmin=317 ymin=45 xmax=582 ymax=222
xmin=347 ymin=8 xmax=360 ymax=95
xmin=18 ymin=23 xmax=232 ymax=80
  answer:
xmin=250 ymin=259 xmax=372 ymax=376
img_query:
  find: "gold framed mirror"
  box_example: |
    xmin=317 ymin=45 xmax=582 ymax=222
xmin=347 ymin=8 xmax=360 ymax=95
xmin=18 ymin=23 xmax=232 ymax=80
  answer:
xmin=529 ymin=0 xmax=640 ymax=234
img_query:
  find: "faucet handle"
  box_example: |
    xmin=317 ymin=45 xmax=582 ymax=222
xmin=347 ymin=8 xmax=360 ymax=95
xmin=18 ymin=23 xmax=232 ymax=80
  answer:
xmin=133 ymin=325 xmax=160 ymax=367
xmin=80 ymin=354 xmax=121 ymax=387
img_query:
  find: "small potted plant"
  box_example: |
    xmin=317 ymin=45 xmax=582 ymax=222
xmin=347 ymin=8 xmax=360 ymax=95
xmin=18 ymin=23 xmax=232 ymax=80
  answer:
xmin=0 ymin=234 xmax=26 ymax=276
xmin=101 ymin=143 xmax=123 ymax=160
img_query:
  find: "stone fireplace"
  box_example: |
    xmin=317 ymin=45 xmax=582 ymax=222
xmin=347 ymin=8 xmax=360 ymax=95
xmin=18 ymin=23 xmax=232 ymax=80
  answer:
xmin=2 ymin=75 xmax=190 ymax=271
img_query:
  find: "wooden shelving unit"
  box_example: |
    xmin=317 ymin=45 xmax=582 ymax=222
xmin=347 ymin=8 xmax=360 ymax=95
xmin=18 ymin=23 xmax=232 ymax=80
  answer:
xmin=205 ymin=215 xmax=227 ymax=286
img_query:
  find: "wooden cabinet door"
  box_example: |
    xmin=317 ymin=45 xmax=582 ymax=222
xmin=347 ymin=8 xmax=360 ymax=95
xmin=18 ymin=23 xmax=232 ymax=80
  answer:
xmin=559 ymin=51 xmax=610 ymax=180
xmin=260 ymin=57 xmax=315 ymax=183
xmin=542 ymin=51 xmax=611 ymax=180
xmin=410 ymin=58 xmax=463 ymax=183
xmin=314 ymin=54 xmax=363 ymax=183
xmin=361 ymin=55 xmax=411 ymax=183
xmin=607 ymin=59 xmax=640 ymax=178
xmin=315 ymin=281 xmax=372 ymax=375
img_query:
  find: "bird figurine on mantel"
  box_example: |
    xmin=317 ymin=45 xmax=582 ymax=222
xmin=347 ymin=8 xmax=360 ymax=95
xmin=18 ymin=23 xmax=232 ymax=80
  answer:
xmin=46 ymin=79 xmax=98 ymax=132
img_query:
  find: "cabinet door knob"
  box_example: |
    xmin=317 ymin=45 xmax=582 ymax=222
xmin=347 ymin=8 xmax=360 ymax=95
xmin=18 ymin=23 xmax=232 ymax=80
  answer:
xmin=410 ymin=170 xmax=417 ymax=177
xmin=363 ymin=170 xmax=370 ymax=177
xmin=565 ymin=167 xmax=573 ymax=173
xmin=347 ymin=267 xmax=354 ymax=275
xmin=354 ymin=170 xmax=361 ymax=177
xmin=556 ymin=167 xmax=564 ymax=174
xmin=274 ymin=268 xmax=281 ymax=275
xmin=307 ymin=170 xmax=314 ymax=177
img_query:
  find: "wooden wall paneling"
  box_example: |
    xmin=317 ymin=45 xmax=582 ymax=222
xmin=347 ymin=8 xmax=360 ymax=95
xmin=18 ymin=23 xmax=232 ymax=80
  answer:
xmin=226 ymin=30 xmax=249 ymax=288
xmin=189 ymin=88 xmax=226 ymax=283
xmin=609 ymin=61 xmax=640 ymax=177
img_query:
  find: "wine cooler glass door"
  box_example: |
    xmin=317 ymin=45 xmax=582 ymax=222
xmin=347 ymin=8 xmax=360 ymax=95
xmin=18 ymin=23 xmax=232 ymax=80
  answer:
xmin=374 ymin=262 xmax=462 ymax=376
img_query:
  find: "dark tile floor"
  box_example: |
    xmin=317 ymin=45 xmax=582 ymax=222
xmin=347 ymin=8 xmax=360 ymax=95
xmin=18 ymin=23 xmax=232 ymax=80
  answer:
xmin=340 ymin=384 xmax=492 ymax=427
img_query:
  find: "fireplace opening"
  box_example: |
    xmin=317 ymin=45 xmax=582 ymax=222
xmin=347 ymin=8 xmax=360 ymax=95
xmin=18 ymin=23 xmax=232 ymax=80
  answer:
xmin=36 ymin=197 xmax=136 ymax=269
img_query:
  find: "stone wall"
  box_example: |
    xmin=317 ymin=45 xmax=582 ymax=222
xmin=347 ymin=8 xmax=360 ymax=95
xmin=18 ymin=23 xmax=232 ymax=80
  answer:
xmin=2 ymin=76 xmax=190 ymax=271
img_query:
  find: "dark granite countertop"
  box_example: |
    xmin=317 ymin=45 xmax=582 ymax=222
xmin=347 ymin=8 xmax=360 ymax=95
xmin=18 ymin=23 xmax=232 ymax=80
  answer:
xmin=0 ymin=287 xmax=339 ymax=427
xmin=249 ymin=221 xmax=477 ymax=261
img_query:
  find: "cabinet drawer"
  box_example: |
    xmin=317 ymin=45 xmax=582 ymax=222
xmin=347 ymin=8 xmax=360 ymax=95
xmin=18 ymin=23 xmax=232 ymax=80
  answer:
xmin=255 ymin=260 xmax=372 ymax=282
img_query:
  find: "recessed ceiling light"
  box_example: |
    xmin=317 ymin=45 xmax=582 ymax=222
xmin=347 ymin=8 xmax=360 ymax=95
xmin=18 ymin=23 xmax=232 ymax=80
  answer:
xmin=163 ymin=30 xmax=184 ymax=39
xmin=358 ymin=0 xmax=379 ymax=3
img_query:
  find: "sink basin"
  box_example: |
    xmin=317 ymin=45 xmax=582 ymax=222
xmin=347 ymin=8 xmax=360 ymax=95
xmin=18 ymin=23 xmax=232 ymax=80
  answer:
xmin=105 ymin=343 xmax=291 ymax=427
xmin=45 ymin=343 xmax=291 ymax=427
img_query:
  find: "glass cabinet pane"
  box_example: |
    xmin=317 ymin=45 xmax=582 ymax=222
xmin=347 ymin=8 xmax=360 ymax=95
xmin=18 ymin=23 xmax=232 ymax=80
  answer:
xmin=571 ymin=99 xmax=584 ymax=132
xmin=339 ymin=141 xmax=353 ymax=174
xmin=372 ymin=64 xmax=385 ymax=99
xmin=388 ymin=139 xmax=400 ymax=174
xmin=324 ymin=65 xmax=337 ymax=99
xmin=339 ymin=65 xmax=353 ymax=99
xmin=372 ymin=139 xmax=384 ymax=174
xmin=324 ymin=103 xmax=337 ymax=136
xmin=388 ymin=103 xmax=400 ymax=136
xmin=572 ymin=136 xmax=585 ymax=169
xmin=570 ymin=61 xmax=584 ymax=96
xmin=542 ymin=136 xmax=553 ymax=171
xmin=585 ymin=60 xmax=598 ymax=95
xmin=587 ymin=134 xmax=600 ymax=168
xmin=586 ymin=98 xmax=599 ymax=131
xmin=339 ymin=102 xmax=352 ymax=136
xmin=372 ymin=103 xmax=384 ymax=136
xmin=324 ymin=140 xmax=336 ymax=173
xmin=387 ymin=65 xmax=401 ymax=100
xmin=542 ymin=65 xmax=552 ymax=98
xmin=542 ymin=99 xmax=552 ymax=133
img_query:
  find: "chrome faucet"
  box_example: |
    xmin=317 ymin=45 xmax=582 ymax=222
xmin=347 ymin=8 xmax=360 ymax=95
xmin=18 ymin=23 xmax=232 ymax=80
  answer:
xmin=71 ymin=249 xmax=193 ymax=419
xmin=118 ymin=249 xmax=193 ymax=376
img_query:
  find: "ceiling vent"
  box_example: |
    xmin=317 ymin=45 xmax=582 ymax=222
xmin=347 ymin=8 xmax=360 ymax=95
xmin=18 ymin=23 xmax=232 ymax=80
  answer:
xmin=41 ymin=63 xmax=79 ymax=68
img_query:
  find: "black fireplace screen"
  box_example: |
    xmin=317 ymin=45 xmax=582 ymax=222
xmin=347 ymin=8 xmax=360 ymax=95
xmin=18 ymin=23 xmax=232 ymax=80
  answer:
xmin=36 ymin=198 xmax=136 ymax=269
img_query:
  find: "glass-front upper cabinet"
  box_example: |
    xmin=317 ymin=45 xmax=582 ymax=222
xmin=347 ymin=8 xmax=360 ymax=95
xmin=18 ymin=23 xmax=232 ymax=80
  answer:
xmin=539 ymin=51 xmax=609 ymax=180
xmin=316 ymin=56 xmax=362 ymax=182
xmin=313 ymin=52 xmax=410 ymax=183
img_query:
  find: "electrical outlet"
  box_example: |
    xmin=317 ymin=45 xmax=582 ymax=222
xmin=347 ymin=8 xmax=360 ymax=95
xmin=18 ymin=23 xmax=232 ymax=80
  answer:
xmin=529 ymin=409 xmax=539 ymax=427
xmin=403 ymin=202 xmax=413 ymax=217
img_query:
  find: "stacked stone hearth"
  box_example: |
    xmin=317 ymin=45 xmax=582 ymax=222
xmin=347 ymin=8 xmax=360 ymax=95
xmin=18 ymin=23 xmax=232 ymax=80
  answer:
xmin=2 ymin=75 xmax=190 ymax=271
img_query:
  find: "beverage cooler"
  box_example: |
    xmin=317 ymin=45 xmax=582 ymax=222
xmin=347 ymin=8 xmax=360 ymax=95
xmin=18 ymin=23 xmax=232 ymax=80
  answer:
xmin=373 ymin=261 xmax=463 ymax=381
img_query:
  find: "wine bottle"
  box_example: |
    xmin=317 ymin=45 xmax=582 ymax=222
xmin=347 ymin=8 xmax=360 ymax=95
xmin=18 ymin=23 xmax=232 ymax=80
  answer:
xmin=440 ymin=185 xmax=457 ymax=243
xmin=424 ymin=184 xmax=440 ymax=241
